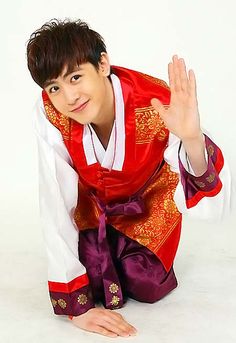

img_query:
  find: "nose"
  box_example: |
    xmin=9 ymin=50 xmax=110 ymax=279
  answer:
xmin=63 ymin=86 xmax=80 ymax=106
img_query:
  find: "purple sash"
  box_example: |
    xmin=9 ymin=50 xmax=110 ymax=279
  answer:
xmin=89 ymin=159 xmax=165 ymax=309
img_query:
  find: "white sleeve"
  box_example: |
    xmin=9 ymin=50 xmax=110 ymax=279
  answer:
xmin=34 ymin=97 xmax=86 ymax=283
xmin=164 ymin=131 xmax=232 ymax=221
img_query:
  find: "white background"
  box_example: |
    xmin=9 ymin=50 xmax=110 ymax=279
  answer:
xmin=0 ymin=1 xmax=235 ymax=342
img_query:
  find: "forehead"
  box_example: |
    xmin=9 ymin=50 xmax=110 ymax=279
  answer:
xmin=43 ymin=64 xmax=83 ymax=88
xmin=43 ymin=62 xmax=97 ymax=88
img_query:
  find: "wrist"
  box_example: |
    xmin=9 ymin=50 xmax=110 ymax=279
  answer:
xmin=180 ymin=132 xmax=208 ymax=176
xmin=181 ymin=132 xmax=205 ymax=155
xmin=181 ymin=131 xmax=204 ymax=145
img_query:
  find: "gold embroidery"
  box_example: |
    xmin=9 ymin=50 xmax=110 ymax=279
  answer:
xmin=110 ymin=296 xmax=120 ymax=307
xmin=206 ymin=173 xmax=215 ymax=183
xmin=109 ymin=163 xmax=181 ymax=257
xmin=77 ymin=294 xmax=88 ymax=305
xmin=50 ymin=297 xmax=57 ymax=308
xmin=74 ymin=182 xmax=100 ymax=230
xmin=208 ymin=145 xmax=214 ymax=157
xmin=43 ymin=99 xmax=71 ymax=140
xmin=195 ymin=181 xmax=206 ymax=188
xmin=135 ymin=106 xmax=168 ymax=144
xmin=58 ymin=299 xmax=67 ymax=309
xmin=139 ymin=72 xmax=169 ymax=90
xmin=136 ymin=237 xmax=152 ymax=246
xmin=163 ymin=199 xmax=177 ymax=213
xmin=109 ymin=283 xmax=119 ymax=294
xmin=74 ymin=165 xmax=181 ymax=262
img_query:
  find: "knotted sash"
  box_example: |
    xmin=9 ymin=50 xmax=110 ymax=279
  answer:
xmin=89 ymin=159 xmax=165 ymax=309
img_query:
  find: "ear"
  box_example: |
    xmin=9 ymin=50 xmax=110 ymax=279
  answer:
xmin=99 ymin=52 xmax=111 ymax=76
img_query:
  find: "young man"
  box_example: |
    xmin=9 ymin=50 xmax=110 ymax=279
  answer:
xmin=27 ymin=19 xmax=231 ymax=338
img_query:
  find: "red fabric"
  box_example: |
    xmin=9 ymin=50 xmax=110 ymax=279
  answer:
xmin=61 ymin=67 xmax=170 ymax=202
xmin=48 ymin=273 xmax=89 ymax=293
xmin=42 ymin=66 xmax=181 ymax=271
xmin=42 ymin=66 xmax=223 ymax=273
xmin=186 ymin=180 xmax=223 ymax=209
xmin=186 ymin=144 xmax=224 ymax=209
xmin=157 ymin=220 xmax=182 ymax=270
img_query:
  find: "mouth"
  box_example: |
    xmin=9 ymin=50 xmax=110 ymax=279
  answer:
xmin=71 ymin=100 xmax=89 ymax=113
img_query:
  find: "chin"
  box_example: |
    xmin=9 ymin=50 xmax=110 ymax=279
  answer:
xmin=73 ymin=116 xmax=93 ymax=126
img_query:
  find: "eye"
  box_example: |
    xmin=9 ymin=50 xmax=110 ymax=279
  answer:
xmin=71 ymin=74 xmax=81 ymax=82
xmin=49 ymin=85 xmax=59 ymax=94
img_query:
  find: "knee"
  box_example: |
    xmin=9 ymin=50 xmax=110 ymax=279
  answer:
xmin=122 ymin=258 xmax=178 ymax=303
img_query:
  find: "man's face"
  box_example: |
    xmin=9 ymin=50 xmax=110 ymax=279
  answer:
xmin=44 ymin=57 xmax=112 ymax=126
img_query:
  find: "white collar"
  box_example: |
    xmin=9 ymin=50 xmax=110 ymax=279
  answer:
xmin=82 ymin=73 xmax=125 ymax=171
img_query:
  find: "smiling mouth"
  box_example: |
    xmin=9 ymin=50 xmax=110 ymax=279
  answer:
xmin=71 ymin=100 xmax=89 ymax=113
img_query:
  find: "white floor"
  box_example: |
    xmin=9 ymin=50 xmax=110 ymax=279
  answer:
xmin=1 ymin=215 xmax=235 ymax=343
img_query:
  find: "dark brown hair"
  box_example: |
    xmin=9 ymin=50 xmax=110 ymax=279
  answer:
xmin=26 ymin=18 xmax=107 ymax=88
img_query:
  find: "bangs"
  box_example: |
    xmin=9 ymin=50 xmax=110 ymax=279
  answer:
xmin=27 ymin=19 xmax=106 ymax=88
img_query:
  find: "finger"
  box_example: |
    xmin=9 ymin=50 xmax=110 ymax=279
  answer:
xmin=102 ymin=311 xmax=124 ymax=323
xmin=188 ymin=69 xmax=197 ymax=97
xmin=99 ymin=319 xmax=133 ymax=337
xmin=107 ymin=309 xmax=124 ymax=319
xmin=104 ymin=310 xmax=126 ymax=323
xmin=90 ymin=325 xmax=118 ymax=338
xmin=172 ymin=55 xmax=181 ymax=92
xmin=103 ymin=315 xmax=137 ymax=335
xmin=179 ymin=58 xmax=188 ymax=92
xmin=101 ymin=310 xmax=137 ymax=334
xmin=168 ymin=62 xmax=175 ymax=93
xmin=101 ymin=312 xmax=137 ymax=332
xmin=151 ymin=98 xmax=166 ymax=117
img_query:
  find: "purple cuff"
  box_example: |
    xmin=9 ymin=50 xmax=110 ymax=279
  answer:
xmin=49 ymin=284 xmax=95 ymax=316
xmin=178 ymin=134 xmax=221 ymax=199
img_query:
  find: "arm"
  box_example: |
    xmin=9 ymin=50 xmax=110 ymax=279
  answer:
xmin=151 ymin=55 xmax=231 ymax=219
xmin=34 ymin=98 xmax=95 ymax=316
xmin=164 ymin=131 xmax=231 ymax=219
xmin=34 ymin=98 xmax=137 ymax=337
xmin=181 ymin=133 xmax=207 ymax=176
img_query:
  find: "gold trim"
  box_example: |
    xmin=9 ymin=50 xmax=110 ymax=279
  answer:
xmin=107 ymin=163 xmax=181 ymax=257
xmin=208 ymin=145 xmax=214 ymax=157
xmin=195 ymin=181 xmax=206 ymax=188
xmin=50 ymin=297 xmax=57 ymax=308
xmin=43 ymin=99 xmax=71 ymax=140
xmin=139 ymin=72 xmax=170 ymax=90
xmin=109 ymin=283 xmax=119 ymax=294
xmin=58 ymin=299 xmax=67 ymax=309
xmin=110 ymin=295 xmax=120 ymax=307
xmin=206 ymin=173 xmax=215 ymax=183
xmin=77 ymin=294 xmax=88 ymax=305
xmin=135 ymin=106 xmax=168 ymax=144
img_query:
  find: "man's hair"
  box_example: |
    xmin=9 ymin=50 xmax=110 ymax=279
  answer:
xmin=26 ymin=18 xmax=107 ymax=88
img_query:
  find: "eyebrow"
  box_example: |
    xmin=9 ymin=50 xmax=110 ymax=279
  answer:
xmin=44 ymin=66 xmax=83 ymax=88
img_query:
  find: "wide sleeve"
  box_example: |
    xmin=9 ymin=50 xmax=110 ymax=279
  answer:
xmin=34 ymin=97 xmax=95 ymax=316
xmin=164 ymin=131 xmax=231 ymax=220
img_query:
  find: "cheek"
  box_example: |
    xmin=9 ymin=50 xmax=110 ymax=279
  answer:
xmin=50 ymin=98 xmax=66 ymax=113
xmin=92 ymin=83 xmax=106 ymax=101
xmin=66 ymin=112 xmax=78 ymax=121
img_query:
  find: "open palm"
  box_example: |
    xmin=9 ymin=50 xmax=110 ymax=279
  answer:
xmin=151 ymin=55 xmax=201 ymax=141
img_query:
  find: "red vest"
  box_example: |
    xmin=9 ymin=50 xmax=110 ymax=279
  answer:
xmin=42 ymin=66 xmax=182 ymax=272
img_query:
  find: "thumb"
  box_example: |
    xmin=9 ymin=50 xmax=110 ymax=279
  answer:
xmin=151 ymin=98 xmax=165 ymax=114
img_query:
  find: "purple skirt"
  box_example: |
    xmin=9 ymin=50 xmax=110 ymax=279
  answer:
xmin=79 ymin=225 xmax=178 ymax=307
